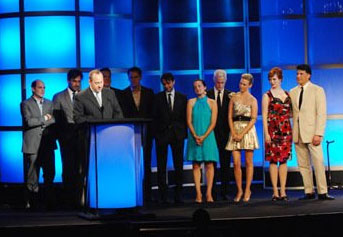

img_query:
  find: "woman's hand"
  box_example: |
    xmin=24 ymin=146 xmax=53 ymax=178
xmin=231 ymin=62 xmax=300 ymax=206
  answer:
xmin=234 ymin=133 xmax=243 ymax=142
xmin=195 ymin=135 xmax=205 ymax=146
xmin=265 ymin=134 xmax=271 ymax=144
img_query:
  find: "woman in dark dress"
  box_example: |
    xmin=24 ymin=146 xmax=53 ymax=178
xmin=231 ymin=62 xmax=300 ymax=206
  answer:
xmin=262 ymin=67 xmax=292 ymax=201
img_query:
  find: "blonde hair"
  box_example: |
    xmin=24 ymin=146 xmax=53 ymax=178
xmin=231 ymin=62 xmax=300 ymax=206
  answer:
xmin=241 ymin=73 xmax=254 ymax=85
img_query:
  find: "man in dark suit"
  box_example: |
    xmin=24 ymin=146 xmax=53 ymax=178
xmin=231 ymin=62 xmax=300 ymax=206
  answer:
xmin=73 ymin=69 xmax=123 ymax=207
xmin=153 ymin=73 xmax=187 ymax=203
xmin=21 ymin=80 xmax=56 ymax=209
xmin=121 ymin=66 xmax=155 ymax=202
xmin=53 ymin=69 xmax=83 ymax=208
xmin=207 ymin=69 xmax=233 ymax=200
xmin=100 ymin=67 xmax=124 ymax=111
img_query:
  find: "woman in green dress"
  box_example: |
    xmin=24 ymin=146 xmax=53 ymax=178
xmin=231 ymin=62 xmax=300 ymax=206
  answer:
xmin=186 ymin=79 xmax=219 ymax=203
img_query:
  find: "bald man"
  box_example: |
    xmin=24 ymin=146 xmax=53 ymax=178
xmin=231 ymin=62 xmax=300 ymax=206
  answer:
xmin=21 ymin=80 xmax=56 ymax=209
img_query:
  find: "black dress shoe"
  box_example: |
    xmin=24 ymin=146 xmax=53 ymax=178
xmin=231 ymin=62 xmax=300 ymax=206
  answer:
xmin=299 ymin=193 xmax=316 ymax=200
xmin=318 ymin=193 xmax=335 ymax=200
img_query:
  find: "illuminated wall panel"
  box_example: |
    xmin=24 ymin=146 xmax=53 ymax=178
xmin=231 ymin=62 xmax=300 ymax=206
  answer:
xmin=203 ymin=27 xmax=245 ymax=69
xmin=0 ymin=0 xmax=19 ymax=13
xmin=134 ymin=0 xmax=158 ymax=22
xmin=25 ymin=16 xmax=76 ymax=69
xmin=0 ymin=75 xmax=22 ymax=126
xmin=260 ymin=0 xmax=303 ymax=16
xmin=94 ymin=0 xmax=130 ymax=15
xmin=261 ymin=19 xmax=305 ymax=67
xmin=24 ymin=0 xmax=75 ymax=11
xmin=80 ymin=17 xmax=95 ymax=68
xmin=312 ymin=69 xmax=343 ymax=115
xmin=0 ymin=131 xmax=23 ymax=183
xmin=163 ymin=28 xmax=199 ymax=70
xmin=201 ymin=0 xmax=243 ymax=22
xmin=0 ymin=18 xmax=21 ymax=70
xmin=79 ymin=0 xmax=94 ymax=12
xmin=95 ymin=18 xmax=133 ymax=68
xmin=135 ymin=27 xmax=160 ymax=71
xmin=308 ymin=18 xmax=343 ymax=65
xmin=161 ymin=0 xmax=197 ymax=23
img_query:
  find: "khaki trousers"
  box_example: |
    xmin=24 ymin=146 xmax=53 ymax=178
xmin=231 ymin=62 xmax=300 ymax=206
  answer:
xmin=295 ymin=135 xmax=328 ymax=194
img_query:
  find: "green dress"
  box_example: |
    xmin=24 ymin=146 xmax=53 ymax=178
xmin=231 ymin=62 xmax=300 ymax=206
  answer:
xmin=186 ymin=96 xmax=219 ymax=162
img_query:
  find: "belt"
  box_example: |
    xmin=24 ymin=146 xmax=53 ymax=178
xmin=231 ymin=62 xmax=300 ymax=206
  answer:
xmin=233 ymin=116 xmax=251 ymax=122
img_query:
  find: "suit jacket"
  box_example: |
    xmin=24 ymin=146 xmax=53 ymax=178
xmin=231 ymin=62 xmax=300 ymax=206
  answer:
xmin=153 ymin=91 xmax=187 ymax=141
xmin=207 ymin=88 xmax=232 ymax=144
xmin=53 ymin=88 xmax=74 ymax=125
xmin=73 ymin=87 xmax=123 ymax=124
xmin=121 ymin=86 xmax=154 ymax=119
xmin=21 ymin=96 xmax=56 ymax=154
xmin=290 ymin=81 xmax=326 ymax=143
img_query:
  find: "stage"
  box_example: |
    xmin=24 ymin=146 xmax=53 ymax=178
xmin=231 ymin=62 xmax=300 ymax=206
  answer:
xmin=1 ymin=185 xmax=343 ymax=236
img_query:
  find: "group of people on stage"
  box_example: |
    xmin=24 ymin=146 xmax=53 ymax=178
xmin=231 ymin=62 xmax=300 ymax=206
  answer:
xmin=20 ymin=63 xmax=334 ymax=210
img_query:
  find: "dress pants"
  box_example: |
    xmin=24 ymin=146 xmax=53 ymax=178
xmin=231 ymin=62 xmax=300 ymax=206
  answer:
xmin=156 ymin=130 xmax=184 ymax=201
xmin=295 ymin=136 xmax=328 ymax=194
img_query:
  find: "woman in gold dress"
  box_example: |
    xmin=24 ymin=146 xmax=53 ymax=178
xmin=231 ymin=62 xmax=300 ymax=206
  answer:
xmin=226 ymin=73 xmax=259 ymax=203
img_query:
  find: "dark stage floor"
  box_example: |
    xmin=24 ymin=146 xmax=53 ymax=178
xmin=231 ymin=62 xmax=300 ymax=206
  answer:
xmin=1 ymin=185 xmax=343 ymax=236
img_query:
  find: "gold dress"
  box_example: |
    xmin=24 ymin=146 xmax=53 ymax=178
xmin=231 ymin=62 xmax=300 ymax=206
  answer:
xmin=225 ymin=101 xmax=259 ymax=151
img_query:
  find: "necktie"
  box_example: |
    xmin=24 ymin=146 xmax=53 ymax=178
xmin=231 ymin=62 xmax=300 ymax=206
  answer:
xmin=217 ymin=90 xmax=222 ymax=108
xmin=167 ymin=93 xmax=172 ymax=111
xmin=95 ymin=92 xmax=102 ymax=107
xmin=72 ymin=91 xmax=75 ymax=103
xmin=299 ymin=86 xmax=303 ymax=110
xmin=39 ymin=100 xmax=43 ymax=115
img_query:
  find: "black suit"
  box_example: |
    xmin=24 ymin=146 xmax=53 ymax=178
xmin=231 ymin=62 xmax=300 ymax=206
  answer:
xmin=121 ymin=86 xmax=155 ymax=201
xmin=153 ymin=91 xmax=187 ymax=201
xmin=207 ymin=88 xmax=232 ymax=198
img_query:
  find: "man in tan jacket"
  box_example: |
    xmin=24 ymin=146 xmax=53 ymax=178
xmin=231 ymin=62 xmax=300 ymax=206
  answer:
xmin=290 ymin=64 xmax=334 ymax=200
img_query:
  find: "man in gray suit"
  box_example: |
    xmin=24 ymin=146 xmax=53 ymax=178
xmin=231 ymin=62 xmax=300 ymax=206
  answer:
xmin=74 ymin=69 xmax=123 ymax=123
xmin=73 ymin=69 xmax=123 ymax=207
xmin=53 ymin=69 xmax=83 ymax=208
xmin=21 ymin=80 xmax=56 ymax=209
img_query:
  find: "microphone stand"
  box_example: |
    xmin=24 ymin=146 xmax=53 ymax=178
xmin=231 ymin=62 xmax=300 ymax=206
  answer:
xmin=326 ymin=140 xmax=340 ymax=189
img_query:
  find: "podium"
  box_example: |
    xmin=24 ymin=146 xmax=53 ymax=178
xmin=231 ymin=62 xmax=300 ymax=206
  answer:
xmin=82 ymin=118 xmax=151 ymax=217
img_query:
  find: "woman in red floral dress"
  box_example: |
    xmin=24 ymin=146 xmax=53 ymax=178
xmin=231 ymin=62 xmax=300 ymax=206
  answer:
xmin=262 ymin=67 xmax=292 ymax=201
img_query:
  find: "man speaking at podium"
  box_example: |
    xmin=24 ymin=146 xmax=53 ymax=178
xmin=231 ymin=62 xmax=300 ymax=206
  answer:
xmin=73 ymin=69 xmax=123 ymax=207
xmin=74 ymin=69 xmax=123 ymax=123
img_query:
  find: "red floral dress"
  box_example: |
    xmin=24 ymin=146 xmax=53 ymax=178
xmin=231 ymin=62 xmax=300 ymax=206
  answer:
xmin=265 ymin=90 xmax=292 ymax=163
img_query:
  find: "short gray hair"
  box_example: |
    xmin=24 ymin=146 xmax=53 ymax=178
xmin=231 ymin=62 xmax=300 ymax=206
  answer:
xmin=213 ymin=69 xmax=227 ymax=82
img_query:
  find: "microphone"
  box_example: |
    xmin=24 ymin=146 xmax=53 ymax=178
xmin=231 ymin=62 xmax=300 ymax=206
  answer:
xmin=326 ymin=140 xmax=335 ymax=144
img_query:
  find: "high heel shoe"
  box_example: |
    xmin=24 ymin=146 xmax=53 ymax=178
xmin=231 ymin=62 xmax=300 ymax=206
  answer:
xmin=243 ymin=191 xmax=251 ymax=202
xmin=280 ymin=196 xmax=288 ymax=201
xmin=195 ymin=195 xmax=202 ymax=204
xmin=272 ymin=195 xmax=280 ymax=201
xmin=234 ymin=192 xmax=243 ymax=203
xmin=206 ymin=194 xmax=214 ymax=203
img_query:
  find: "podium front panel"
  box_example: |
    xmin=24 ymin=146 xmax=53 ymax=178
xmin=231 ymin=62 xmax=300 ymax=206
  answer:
xmin=87 ymin=123 xmax=143 ymax=209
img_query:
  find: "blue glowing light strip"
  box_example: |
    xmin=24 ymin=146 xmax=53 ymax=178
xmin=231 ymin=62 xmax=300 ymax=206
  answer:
xmin=196 ymin=0 xmax=204 ymax=79
xmin=158 ymin=0 xmax=164 ymax=91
